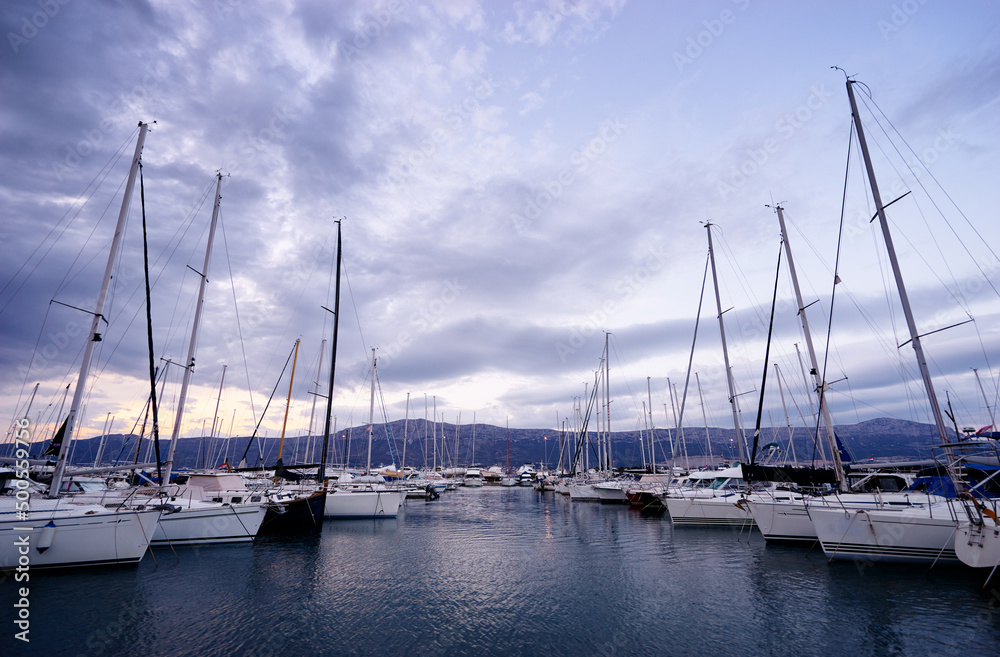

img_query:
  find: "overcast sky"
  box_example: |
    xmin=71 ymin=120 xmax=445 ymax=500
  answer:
xmin=2 ymin=0 xmax=999 ymax=450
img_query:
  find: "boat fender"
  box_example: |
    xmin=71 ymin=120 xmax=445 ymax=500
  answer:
xmin=36 ymin=520 xmax=57 ymax=553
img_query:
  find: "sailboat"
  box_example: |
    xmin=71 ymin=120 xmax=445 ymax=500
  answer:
xmin=663 ymin=223 xmax=757 ymax=528
xmin=0 ymin=123 xmax=164 ymax=570
xmin=144 ymin=172 xmax=267 ymax=546
xmin=804 ymin=75 xmax=977 ymax=564
xmin=324 ymin=348 xmax=403 ymax=518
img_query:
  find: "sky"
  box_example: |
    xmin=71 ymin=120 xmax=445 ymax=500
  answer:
xmin=2 ymin=0 xmax=999 ymax=452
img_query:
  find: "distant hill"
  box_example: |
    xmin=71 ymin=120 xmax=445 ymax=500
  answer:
xmin=19 ymin=416 xmax=958 ymax=472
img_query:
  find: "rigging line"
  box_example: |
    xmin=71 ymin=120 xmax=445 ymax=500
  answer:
xmin=341 ymin=255 xmax=369 ymax=361
xmin=608 ymin=335 xmax=640 ymax=423
xmin=857 ymin=93 xmax=964 ymax=289
xmin=0 ymin=127 xmax=139 ymax=312
xmin=749 ymin=239 xmax=784 ymax=466
xmin=815 ymin=123 xmax=855 ymax=468
xmin=784 ymin=210 xmax=901 ymax=377
xmin=374 ymin=370 xmax=399 ymax=468
xmin=89 ymin=182 xmax=215 ymax=389
xmin=219 ymin=209 xmax=257 ymax=426
xmin=12 ymin=302 xmax=57 ymax=418
xmin=139 ymin=163 xmax=163 ymax=483
xmin=861 ymin=91 xmax=1000 ymax=299
xmin=240 ymin=340 xmax=297 ymax=466
xmin=53 ymin=175 xmax=132 ymax=302
xmin=678 ymin=249 xmax=711 ymax=429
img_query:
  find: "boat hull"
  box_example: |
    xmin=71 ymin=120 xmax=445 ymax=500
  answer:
xmin=808 ymin=504 xmax=959 ymax=564
xmin=665 ymin=495 xmax=755 ymax=528
xmin=258 ymin=491 xmax=326 ymax=535
xmin=324 ymin=490 xmax=403 ymax=519
xmin=152 ymin=503 xmax=266 ymax=546
xmin=0 ymin=500 xmax=161 ymax=570
xmin=955 ymin=522 xmax=1000 ymax=568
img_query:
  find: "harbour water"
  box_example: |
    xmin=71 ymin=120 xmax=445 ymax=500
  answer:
xmin=6 ymin=486 xmax=1000 ymax=656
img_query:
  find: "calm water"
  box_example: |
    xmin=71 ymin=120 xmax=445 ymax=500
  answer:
xmin=5 ymin=487 xmax=1000 ymax=656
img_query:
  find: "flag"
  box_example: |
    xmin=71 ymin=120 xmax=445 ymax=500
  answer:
xmin=977 ymin=425 xmax=994 ymax=436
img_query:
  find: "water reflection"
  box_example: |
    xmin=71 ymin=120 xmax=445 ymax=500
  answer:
xmin=4 ymin=486 xmax=1000 ymax=657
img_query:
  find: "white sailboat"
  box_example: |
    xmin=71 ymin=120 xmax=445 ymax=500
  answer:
xmin=150 ymin=171 xmax=267 ymax=546
xmin=807 ymin=75 xmax=969 ymax=564
xmin=324 ymin=347 xmax=403 ymax=518
xmin=0 ymin=123 xmax=163 ymax=570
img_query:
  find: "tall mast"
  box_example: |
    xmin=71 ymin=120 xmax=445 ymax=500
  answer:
xmin=604 ymin=332 xmax=612 ymax=472
xmin=845 ymin=79 xmax=949 ymax=444
xmin=705 ymin=222 xmax=746 ymax=463
xmin=305 ymin=342 xmax=323 ymax=465
xmin=647 ymin=377 xmax=655 ymax=473
xmin=696 ymin=372 xmax=713 ymax=464
xmin=366 ymin=348 xmax=376 ymax=475
xmin=276 ymin=338 xmax=300 ymax=466
xmin=401 ymin=392 xmax=410 ymax=473
xmin=163 ymin=171 xmax=223 ymax=484
xmin=207 ymin=364 xmax=227 ymax=468
xmin=319 ymin=220 xmax=342 ymax=484
xmin=49 ymin=122 xmax=149 ymax=497
xmin=774 ymin=204 xmax=844 ymax=487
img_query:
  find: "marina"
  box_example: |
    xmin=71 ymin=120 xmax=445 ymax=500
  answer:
xmin=4 ymin=485 xmax=1000 ymax=657
xmin=3 ymin=2 xmax=1000 ymax=654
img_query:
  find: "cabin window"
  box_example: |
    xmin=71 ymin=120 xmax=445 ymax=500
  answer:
xmin=231 ymin=496 xmax=242 ymax=504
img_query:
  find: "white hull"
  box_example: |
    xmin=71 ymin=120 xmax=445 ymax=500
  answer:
xmin=955 ymin=522 xmax=1000 ymax=568
xmin=0 ymin=499 xmax=161 ymax=570
xmin=746 ymin=496 xmax=813 ymax=543
xmin=567 ymin=483 xmax=600 ymax=502
xmin=808 ymin=503 xmax=960 ymax=564
xmin=324 ymin=490 xmax=402 ymax=518
xmin=152 ymin=503 xmax=267 ymax=546
xmin=665 ymin=495 xmax=755 ymax=528
xmin=749 ymin=492 xmax=941 ymax=545
xmin=592 ymin=482 xmax=629 ymax=504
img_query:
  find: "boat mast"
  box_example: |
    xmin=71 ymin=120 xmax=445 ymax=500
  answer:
xmin=49 ymin=122 xmax=149 ymax=497
xmin=305 ymin=341 xmax=324 ymax=465
xmin=276 ymin=338 xmax=301 ymax=467
xmin=366 ymin=348 xmax=376 ymax=475
xmin=319 ymin=220 xmax=342 ymax=484
xmin=705 ymin=222 xmax=746 ymax=463
xmin=163 ymin=171 xmax=223 ymax=484
xmin=604 ymin=331 xmax=611 ymax=472
xmin=845 ymin=79 xmax=950 ymax=444
xmin=774 ymin=204 xmax=845 ymax=487
xmin=696 ymin=372 xmax=713 ymax=464
xmin=207 ymin=364 xmax=227 ymax=468
xmin=647 ymin=377 xmax=656 ymax=473
xmin=401 ymin=392 xmax=410 ymax=473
